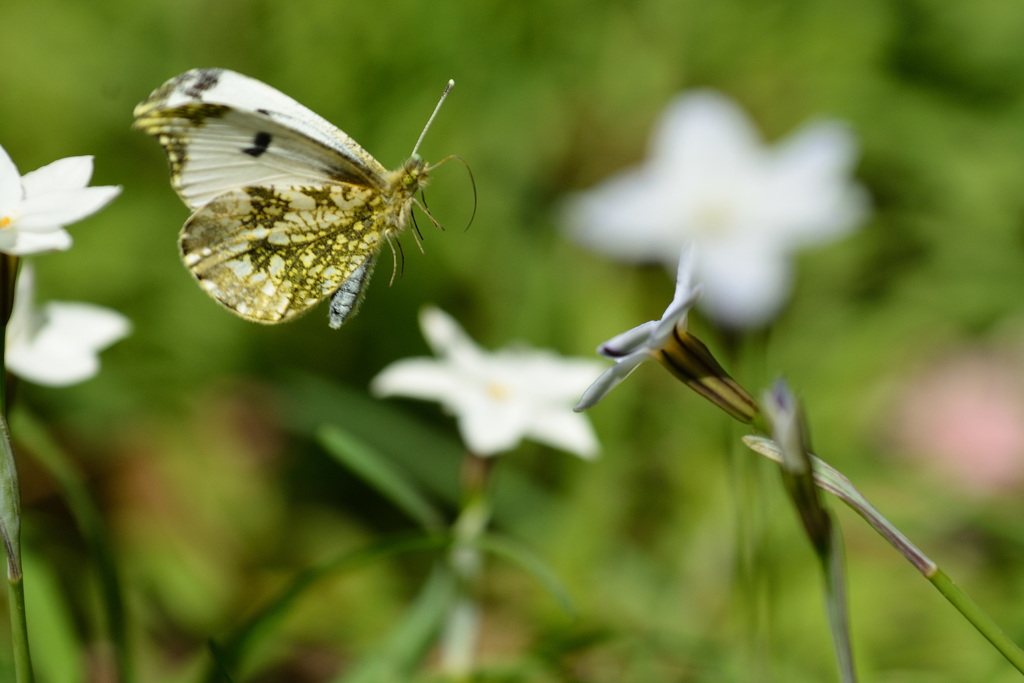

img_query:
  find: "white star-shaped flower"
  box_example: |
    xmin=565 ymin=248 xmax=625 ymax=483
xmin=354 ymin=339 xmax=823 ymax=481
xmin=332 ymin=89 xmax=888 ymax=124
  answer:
xmin=0 ymin=144 xmax=121 ymax=255
xmin=565 ymin=90 xmax=868 ymax=328
xmin=371 ymin=307 xmax=603 ymax=458
xmin=6 ymin=264 xmax=131 ymax=386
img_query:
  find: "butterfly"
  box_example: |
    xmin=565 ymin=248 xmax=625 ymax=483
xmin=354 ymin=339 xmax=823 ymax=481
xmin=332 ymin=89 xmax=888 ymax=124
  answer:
xmin=133 ymin=68 xmax=454 ymax=328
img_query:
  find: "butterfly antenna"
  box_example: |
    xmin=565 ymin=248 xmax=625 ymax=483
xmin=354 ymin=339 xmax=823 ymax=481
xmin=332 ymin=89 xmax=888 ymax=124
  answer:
xmin=426 ymin=155 xmax=477 ymax=232
xmin=411 ymin=79 xmax=454 ymax=158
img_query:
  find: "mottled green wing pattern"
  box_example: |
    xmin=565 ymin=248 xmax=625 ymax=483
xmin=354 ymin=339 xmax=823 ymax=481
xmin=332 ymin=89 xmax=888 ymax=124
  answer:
xmin=180 ymin=184 xmax=387 ymax=324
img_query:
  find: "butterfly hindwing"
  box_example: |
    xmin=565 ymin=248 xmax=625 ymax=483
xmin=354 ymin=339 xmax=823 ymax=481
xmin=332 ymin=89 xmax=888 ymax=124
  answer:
xmin=133 ymin=68 xmax=390 ymax=209
xmin=180 ymin=184 xmax=385 ymax=324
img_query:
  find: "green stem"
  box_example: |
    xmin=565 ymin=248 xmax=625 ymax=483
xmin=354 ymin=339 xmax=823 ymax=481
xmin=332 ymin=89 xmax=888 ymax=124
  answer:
xmin=7 ymin=574 xmax=32 ymax=683
xmin=928 ymin=569 xmax=1024 ymax=673
xmin=439 ymin=453 xmax=494 ymax=679
xmin=0 ymin=410 xmax=30 ymax=682
xmin=743 ymin=436 xmax=1024 ymax=675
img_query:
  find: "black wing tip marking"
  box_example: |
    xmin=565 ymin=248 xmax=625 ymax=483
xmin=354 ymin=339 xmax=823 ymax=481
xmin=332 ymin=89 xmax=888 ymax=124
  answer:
xmin=183 ymin=69 xmax=222 ymax=99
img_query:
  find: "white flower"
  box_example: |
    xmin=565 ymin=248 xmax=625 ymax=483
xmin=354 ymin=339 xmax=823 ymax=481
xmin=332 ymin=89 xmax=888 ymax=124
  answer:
xmin=565 ymin=90 xmax=868 ymax=328
xmin=371 ymin=307 xmax=603 ymax=458
xmin=6 ymin=264 xmax=131 ymax=386
xmin=576 ymin=246 xmax=757 ymax=422
xmin=0 ymin=144 xmax=121 ymax=255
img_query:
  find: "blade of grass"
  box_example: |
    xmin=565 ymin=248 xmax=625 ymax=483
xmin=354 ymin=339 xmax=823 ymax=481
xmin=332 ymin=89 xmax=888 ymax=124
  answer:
xmin=336 ymin=565 xmax=456 ymax=683
xmin=205 ymin=533 xmax=448 ymax=683
xmin=474 ymin=533 xmax=575 ymax=616
xmin=12 ymin=408 xmax=131 ymax=682
xmin=316 ymin=424 xmax=445 ymax=532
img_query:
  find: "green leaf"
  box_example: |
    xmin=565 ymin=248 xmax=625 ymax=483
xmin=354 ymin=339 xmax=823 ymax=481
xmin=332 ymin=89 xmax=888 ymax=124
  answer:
xmin=821 ymin=523 xmax=857 ymax=683
xmin=335 ymin=566 xmax=456 ymax=683
xmin=12 ymin=408 xmax=132 ymax=683
xmin=317 ymin=424 xmax=445 ymax=532
xmin=475 ymin=533 xmax=574 ymax=616
xmin=23 ymin=550 xmax=83 ymax=683
xmin=205 ymin=533 xmax=448 ymax=683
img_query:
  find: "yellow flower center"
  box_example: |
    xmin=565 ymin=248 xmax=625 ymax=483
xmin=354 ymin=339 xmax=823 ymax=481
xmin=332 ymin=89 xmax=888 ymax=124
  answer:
xmin=487 ymin=381 xmax=511 ymax=402
xmin=0 ymin=216 xmax=10 ymax=229
xmin=692 ymin=201 xmax=735 ymax=238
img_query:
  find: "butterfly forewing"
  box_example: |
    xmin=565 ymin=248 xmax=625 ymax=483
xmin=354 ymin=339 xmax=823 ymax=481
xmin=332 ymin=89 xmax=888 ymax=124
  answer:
xmin=133 ymin=68 xmax=390 ymax=209
xmin=180 ymin=184 xmax=384 ymax=323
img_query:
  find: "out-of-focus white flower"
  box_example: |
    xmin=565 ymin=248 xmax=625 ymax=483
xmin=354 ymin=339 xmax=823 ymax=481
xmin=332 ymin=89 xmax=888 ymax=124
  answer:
xmin=565 ymin=90 xmax=868 ymax=328
xmin=0 ymin=144 xmax=121 ymax=255
xmin=576 ymin=246 xmax=757 ymax=422
xmin=6 ymin=264 xmax=131 ymax=386
xmin=371 ymin=307 xmax=603 ymax=458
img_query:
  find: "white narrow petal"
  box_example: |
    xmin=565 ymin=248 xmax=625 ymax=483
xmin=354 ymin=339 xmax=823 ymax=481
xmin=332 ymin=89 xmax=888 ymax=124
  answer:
xmin=650 ymin=245 xmax=701 ymax=347
xmin=6 ymin=263 xmax=36 ymax=342
xmin=527 ymin=410 xmax=600 ymax=459
xmin=20 ymin=156 xmax=95 ymax=196
xmin=40 ymin=303 xmax=131 ymax=349
xmin=0 ymin=144 xmax=22 ymax=215
xmin=5 ymin=228 xmax=73 ymax=255
xmin=418 ymin=307 xmax=486 ymax=366
xmin=575 ymin=353 xmax=648 ymax=411
xmin=760 ymin=121 xmax=868 ymax=244
xmin=598 ymin=321 xmax=658 ymax=359
xmin=563 ymin=168 xmax=684 ymax=263
xmin=16 ymin=185 xmax=121 ymax=230
xmin=652 ymin=90 xmax=763 ymax=175
xmin=456 ymin=398 xmax=532 ymax=456
xmin=6 ymin=340 xmax=100 ymax=386
xmin=6 ymin=303 xmax=129 ymax=387
xmin=697 ymin=243 xmax=792 ymax=328
xmin=507 ymin=352 xmax=605 ymax=402
xmin=370 ymin=358 xmax=466 ymax=405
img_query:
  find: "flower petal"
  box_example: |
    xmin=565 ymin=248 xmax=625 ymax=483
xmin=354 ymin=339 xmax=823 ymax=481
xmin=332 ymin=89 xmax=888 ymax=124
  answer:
xmin=527 ymin=410 xmax=600 ymax=459
xmin=5 ymin=228 xmax=73 ymax=255
xmin=652 ymin=90 xmax=762 ymax=176
xmin=650 ymin=244 xmax=701 ymax=347
xmin=697 ymin=243 xmax=792 ymax=328
xmin=370 ymin=357 xmax=467 ymax=406
xmin=599 ymin=321 xmax=657 ymax=359
xmin=21 ymin=156 xmax=95 ymax=197
xmin=0 ymin=144 xmax=22 ymax=216
xmin=6 ymin=302 xmax=130 ymax=387
xmin=17 ymin=185 xmax=121 ymax=231
xmin=40 ymin=302 xmax=131 ymax=350
xmin=574 ymin=352 xmax=648 ymax=411
xmin=563 ymin=167 xmax=686 ymax=263
xmin=456 ymin=398 xmax=532 ymax=456
xmin=418 ymin=306 xmax=487 ymax=366
xmin=760 ymin=121 xmax=868 ymax=245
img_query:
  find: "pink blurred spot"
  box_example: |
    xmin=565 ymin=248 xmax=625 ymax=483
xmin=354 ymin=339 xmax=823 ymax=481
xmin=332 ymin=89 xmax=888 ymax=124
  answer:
xmin=894 ymin=352 xmax=1024 ymax=496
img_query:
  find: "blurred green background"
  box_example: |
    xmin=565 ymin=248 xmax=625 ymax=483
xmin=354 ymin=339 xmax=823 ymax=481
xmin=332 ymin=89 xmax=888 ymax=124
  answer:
xmin=3 ymin=0 xmax=1024 ymax=681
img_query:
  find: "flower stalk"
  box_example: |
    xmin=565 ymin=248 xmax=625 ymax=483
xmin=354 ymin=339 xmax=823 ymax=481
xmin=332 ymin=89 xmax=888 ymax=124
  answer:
xmin=0 ymin=410 xmax=31 ymax=683
xmin=439 ymin=452 xmax=495 ymax=678
xmin=743 ymin=435 xmax=1024 ymax=674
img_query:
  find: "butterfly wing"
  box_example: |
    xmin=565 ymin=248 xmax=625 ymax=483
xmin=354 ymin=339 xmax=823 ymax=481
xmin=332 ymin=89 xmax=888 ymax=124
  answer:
xmin=133 ymin=68 xmax=391 ymax=209
xmin=180 ymin=184 xmax=387 ymax=324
